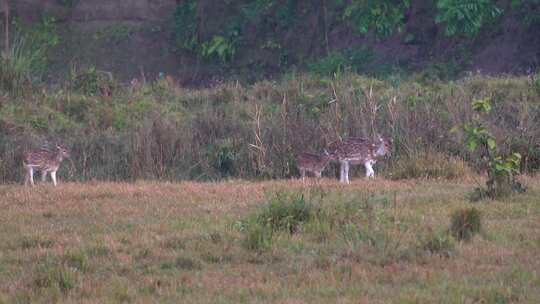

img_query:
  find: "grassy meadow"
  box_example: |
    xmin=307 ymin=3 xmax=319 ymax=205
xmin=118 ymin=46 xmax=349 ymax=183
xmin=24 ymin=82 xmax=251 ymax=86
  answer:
xmin=0 ymin=176 xmax=538 ymax=303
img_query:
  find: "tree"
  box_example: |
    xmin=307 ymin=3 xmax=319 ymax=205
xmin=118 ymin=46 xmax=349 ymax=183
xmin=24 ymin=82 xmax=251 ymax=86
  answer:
xmin=1 ymin=0 xmax=8 ymax=58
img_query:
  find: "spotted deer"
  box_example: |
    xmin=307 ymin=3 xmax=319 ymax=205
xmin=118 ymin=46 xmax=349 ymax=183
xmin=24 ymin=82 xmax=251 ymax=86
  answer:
xmin=23 ymin=144 xmax=70 ymax=186
xmin=327 ymin=134 xmax=392 ymax=183
xmin=296 ymin=150 xmax=332 ymax=182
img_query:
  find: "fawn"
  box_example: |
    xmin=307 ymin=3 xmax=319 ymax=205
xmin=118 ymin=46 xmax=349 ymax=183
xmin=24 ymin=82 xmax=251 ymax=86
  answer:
xmin=296 ymin=150 xmax=332 ymax=182
xmin=327 ymin=135 xmax=392 ymax=183
xmin=23 ymin=144 xmax=70 ymax=186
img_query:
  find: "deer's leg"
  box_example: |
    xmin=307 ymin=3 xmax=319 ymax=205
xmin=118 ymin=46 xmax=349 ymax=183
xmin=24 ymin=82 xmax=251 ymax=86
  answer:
xmin=41 ymin=171 xmax=48 ymax=182
xmin=340 ymin=161 xmax=350 ymax=183
xmin=344 ymin=161 xmax=350 ymax=184
xmin=28 ymin=167 xmax=35 ymax=186
xmin=365 ymin=160 xmax=375 ymax=178
xmin=24 ymin=167 xmax=30 ymax=186
xmin=300 ymin=169 xmax=306 ymax=183
xmin=51 ymin=171 xmax=57 ymax=187
xmin=339 ymin=161 xmax=345 ymax=183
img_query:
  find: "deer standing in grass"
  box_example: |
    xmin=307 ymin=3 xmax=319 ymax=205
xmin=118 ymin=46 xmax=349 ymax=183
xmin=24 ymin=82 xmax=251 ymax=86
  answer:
xmin=327 ymin=134 xmax=392 ymax=183
xmin=23 ymin=144 xmax=70 ymax=186
xmin=296 ymin=150 xmax=332 ymax=182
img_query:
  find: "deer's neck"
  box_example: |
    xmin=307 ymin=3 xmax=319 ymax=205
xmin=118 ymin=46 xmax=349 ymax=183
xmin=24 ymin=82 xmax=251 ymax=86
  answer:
xmin=375 ymin=141 xmax=387 ymax=156
xmin=55 ymin=153 xmax=65 ymax=163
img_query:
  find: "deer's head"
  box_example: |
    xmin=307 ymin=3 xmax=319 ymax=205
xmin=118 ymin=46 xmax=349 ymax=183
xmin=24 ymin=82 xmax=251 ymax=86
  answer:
xmin=376 ymin=134 xmax=393 ymax=156
xmin=56 ymin=144 xmax=70 ymax=158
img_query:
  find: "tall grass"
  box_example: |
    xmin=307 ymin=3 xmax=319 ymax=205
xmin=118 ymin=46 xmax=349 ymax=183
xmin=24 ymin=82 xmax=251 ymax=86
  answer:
xmin=1 ymin=73 xmax=539 ymax=183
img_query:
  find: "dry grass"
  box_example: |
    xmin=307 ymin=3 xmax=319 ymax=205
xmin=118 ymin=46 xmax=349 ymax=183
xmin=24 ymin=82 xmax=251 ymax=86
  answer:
xmin=0 ymin=177 xmax=538 ymax=303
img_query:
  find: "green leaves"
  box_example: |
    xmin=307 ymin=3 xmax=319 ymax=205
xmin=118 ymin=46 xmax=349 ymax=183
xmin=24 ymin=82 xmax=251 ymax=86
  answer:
xmin=472 ymin=98 xmax=492 ymax=113
xmin=492 ymin=153 xmax=521 ymax=175
xmin=344 ymin=0 xmax=410 ymax=38
xmin=436 ymin=0 xmax=502 ymax=37
xmin=456 ymin=97 xmax=523 ymax=199
xmin=463 ymin=124 xmax=492 ymax=152
xmin=201 ymin=35 xmax=237 ymax=63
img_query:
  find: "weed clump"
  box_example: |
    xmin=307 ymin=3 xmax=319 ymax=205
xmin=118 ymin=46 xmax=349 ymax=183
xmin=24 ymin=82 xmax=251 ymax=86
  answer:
xmin=34 ymin=262 xmax=77 ymax=293
xmin=421 ymin=230 xmax=456 ymax=257
xmin=450 ymin=207 xmax=482 ymax=241
xmin=257 ymin=192 xmax=313 ymax=234
xmin=240 ymin=191 xmax=314 ymax=251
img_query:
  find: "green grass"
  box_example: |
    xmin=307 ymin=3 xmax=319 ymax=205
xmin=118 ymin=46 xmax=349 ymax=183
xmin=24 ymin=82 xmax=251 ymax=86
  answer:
xmin=0 ymin=177 xmax=538 ymax=303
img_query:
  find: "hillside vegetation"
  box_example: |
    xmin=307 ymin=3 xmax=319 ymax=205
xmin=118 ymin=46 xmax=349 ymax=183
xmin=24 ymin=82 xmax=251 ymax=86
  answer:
xmin=1 ymin=71 xmax=540 ymax=183
xmin=1 ymin=0 xmax=539 ymax=81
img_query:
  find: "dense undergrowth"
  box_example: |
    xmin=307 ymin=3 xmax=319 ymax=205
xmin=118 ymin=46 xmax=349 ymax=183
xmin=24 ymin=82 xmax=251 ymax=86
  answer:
xmin=0 ymin=71 xmax=539 ymax=183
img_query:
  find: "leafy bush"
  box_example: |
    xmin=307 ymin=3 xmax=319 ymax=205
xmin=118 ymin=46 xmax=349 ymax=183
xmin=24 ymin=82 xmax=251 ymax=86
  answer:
xmin=308 ymin=48 xmax=374 ymax=76
xmin=1 ymin=16 xmax=60 ymax=95
xmin=458 ymin=98 xmax=525 ymax=199
xmin=201 ymin=35 xmax=238 ymax=63
xmin=344 ymin=0 xmax=410 ymax=38
xmin=436 ymin=0 xmax=502 ymax=37
xmin=450 ymin=207 xmax=482 ymax=241
xmin=240 ymin=191 xmax=314 ymax=251
xmin=69 ymin=66 xmax=117 ymax=96
xmin=256 ymin=192 xmax=313 ymax=234
xmin=308 ymin=53 xmax=348 ymax=76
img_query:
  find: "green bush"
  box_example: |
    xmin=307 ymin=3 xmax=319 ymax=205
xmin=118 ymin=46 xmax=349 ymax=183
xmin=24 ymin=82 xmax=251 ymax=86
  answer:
xmin=240 ymin=191 xmax=314 ymax=251
xmin=256 ymin=192 xmax=313 ymax=234
xmin=450 ymin=207 xmax=482 ymax=241
xmin=308 ymin=53 xmax=348 ymax=76
xmin=344 ymin=0 xmax=410 ymax=38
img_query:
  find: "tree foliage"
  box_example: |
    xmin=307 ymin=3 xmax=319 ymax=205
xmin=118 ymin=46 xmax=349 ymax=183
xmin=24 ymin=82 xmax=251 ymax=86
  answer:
xmin=344 ymin=0 xmax=410 ymax=38
xmin=435 ymin=0 xmax=502 ymax=37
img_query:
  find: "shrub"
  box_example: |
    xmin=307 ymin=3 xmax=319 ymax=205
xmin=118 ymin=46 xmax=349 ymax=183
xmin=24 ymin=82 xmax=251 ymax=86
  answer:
xmin=458 ymin=98 xmax=525 ymax=199
xmin=421 ymin=230 xmax=455 ymax=257
xmin=388 ymin=152 xmax=471 ymax=180
xmin=240 ymin=191 xmax=314 ymax=251
xmin=344 ymin=0 xmax=410 ymax=38
xmin=256 ymin=192 xmax=313 ymax=234
xmin=63 ymin=251 xmax=89 ymax=273
xmin=450 ymin=207 xmax=482 ymax=241
xmin=242 ymin=218 xmax=274 ymax=252
xmin=308 ymin=53 xmax=348 ymax=76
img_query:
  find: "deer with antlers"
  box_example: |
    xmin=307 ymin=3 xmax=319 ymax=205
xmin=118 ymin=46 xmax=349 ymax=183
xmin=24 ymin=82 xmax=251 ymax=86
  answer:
xmin=23 ymin=144 xmax=70 ymax=187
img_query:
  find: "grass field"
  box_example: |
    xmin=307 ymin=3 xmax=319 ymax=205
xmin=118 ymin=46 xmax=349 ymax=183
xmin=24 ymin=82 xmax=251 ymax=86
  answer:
xmin=0 ymin=177 xmax=539 ymax=303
